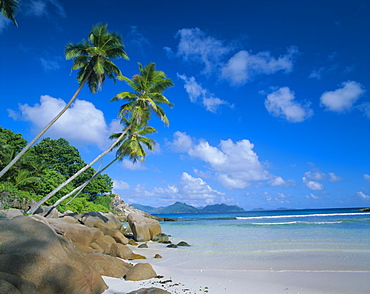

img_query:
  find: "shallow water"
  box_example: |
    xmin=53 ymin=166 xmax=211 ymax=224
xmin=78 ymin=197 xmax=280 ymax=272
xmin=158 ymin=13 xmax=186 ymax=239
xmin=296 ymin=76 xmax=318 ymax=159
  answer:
xmin=156 ymin=208 xmax=370 ymax=272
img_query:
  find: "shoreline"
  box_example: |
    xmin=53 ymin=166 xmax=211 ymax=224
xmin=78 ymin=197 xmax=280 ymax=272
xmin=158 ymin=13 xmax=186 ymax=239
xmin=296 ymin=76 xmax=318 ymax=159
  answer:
xmin=102 ymin=241 xmax=370 ymax=294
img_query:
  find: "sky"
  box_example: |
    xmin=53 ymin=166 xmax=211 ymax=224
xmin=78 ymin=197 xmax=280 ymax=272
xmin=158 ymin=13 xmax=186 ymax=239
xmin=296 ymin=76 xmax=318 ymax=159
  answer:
xmin=1 ymin=0 xmax=369 ymax=210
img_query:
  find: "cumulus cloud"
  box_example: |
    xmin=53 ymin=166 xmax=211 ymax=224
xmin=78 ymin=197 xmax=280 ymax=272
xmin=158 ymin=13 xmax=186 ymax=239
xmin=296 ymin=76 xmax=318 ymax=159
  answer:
xmin=306 ymin=193 xmax=320 ymax=199
xmin=328 ymin=172 xmax=343 ymax=182
xmin=222 ymin=46 xmax=299 ymax=85
xmin=177 ymin=74 xmax=230 ymax=113
xmin=264 ymin=87 xmax=313 ymax=122
xmin=169 ymin=27 xmax=232 ymax=74
xmin=120 ymin=159 xmax=146 ymax=171
xmin=169 ymin=131 xmax=194 ymax=152
xmin=304 ymin=171 xmax=327 ymax=181
xmin=268 ymin=176 xmax=290 ymax=187
xmin=113 ymin=180 xmax=130 ymax=190
xmin=169 ymin=132 xmax=272 ymax=189
xmin=302 ymin=177 xmax=324 ymax=190
xmin=320 ymin=81 xmax=365 ymax=112
xmin=8 ymin=95 xmax=113 ymax=148
xmin=358 ymin=102 xmax=370 ymax=118
xmin=125 ymin=172 xmax=229 ymax=207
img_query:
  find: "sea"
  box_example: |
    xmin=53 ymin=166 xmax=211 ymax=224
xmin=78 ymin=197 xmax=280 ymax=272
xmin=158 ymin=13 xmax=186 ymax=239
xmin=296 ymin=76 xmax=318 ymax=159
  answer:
xmin=154 ymin=207 xmax=370 ymax=272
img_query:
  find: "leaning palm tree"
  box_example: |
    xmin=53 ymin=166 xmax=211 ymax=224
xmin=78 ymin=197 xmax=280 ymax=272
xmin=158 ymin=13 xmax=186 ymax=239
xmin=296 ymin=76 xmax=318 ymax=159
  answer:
xmin=28 ymin=62 xmax=173 ymax=214
xmin=0 ymin=23 xmax=128 ymax=179
xmin=47 ymin=119 xmax=157 ymax=214
xmin=0 ymin=0 xmax=18 ymax=26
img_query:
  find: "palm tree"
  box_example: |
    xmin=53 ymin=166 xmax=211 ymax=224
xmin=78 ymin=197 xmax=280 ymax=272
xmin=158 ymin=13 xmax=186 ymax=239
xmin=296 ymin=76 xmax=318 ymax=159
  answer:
xmin=0 ymin=0 xmax=18 ymax=26
xmin=28 ymin=62 xmax=173 ymax=214
xmin=46 ymin=119 xmax=157 ymax=214
xmin=0 ymin=23 xmax=128 ymax=179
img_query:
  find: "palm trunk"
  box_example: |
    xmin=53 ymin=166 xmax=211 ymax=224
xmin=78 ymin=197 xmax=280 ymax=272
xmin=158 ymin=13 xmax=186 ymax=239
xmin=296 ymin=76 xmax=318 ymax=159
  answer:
xmin=0 ymin=73 xmax=91 ymax=179
xmin=28 ymin=123 xmax=133 ymax=214
xmin=45 ymin=157 xmax=119 ymax=216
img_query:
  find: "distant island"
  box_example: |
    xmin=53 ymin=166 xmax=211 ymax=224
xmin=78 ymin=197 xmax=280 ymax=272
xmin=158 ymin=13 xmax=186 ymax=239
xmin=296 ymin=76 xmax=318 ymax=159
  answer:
xmin=131 ymin=202 xmax=246 ymax=214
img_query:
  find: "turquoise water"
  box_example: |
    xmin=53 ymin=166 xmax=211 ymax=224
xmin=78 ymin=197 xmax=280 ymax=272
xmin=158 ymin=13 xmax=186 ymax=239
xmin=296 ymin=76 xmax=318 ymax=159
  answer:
xmin=155 ymin=208 xmax=370 ymax=271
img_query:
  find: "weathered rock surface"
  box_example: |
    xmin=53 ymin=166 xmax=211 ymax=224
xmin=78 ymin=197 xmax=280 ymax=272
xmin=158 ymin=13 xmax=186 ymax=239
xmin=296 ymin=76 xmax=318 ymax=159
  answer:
xmin=109 ymin=243 xmax=133 ymax=259
xmin=100 ymin=225 xmax=128 ymax=244
xmin=127 ymin=213 xmax=162 ymax=242
xmin=0 ymin=208 xmax=24 ymax=219
xmin=0 ymin=216 xmax=107 ymax=294
xmin=84 ymin=252 xmax=132 ymax=278
xmin=124 ymin=263 xmax=157 ymax=281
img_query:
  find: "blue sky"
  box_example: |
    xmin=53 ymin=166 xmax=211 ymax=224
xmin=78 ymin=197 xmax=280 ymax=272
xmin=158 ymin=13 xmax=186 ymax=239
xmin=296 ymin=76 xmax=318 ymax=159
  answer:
xmin=1 ymin=0 xmax=369 ymax=210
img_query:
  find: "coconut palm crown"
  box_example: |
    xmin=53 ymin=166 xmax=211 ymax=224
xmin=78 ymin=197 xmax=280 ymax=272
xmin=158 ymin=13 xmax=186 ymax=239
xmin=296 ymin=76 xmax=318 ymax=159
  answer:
xmin=111 ymin=62 xmax=174 ymax=126
xmin=0 ymin=0 xmax=18 ymax=26
xmin=65 ymin=23 xmax=129 ymax=93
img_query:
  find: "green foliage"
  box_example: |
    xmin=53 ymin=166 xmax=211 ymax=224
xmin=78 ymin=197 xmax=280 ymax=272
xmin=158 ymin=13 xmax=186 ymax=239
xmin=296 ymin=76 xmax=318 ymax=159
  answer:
xmin=58 ymin=197 xmax=110 ymax=213
xmin=0 ymin=181 xmax=37 ymax=210
xmin=89 ymin=194 xmax=112 ymax=210
xmin=34 ymin=169 xmax=74 ymax=205
xmin=0 ymin=0 xmax=18 ymax=26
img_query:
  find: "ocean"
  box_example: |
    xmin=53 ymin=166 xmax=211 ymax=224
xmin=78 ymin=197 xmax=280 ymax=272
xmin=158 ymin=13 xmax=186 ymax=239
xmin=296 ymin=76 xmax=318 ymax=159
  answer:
xmin=154 ymin=207 xmax=370 ymax=272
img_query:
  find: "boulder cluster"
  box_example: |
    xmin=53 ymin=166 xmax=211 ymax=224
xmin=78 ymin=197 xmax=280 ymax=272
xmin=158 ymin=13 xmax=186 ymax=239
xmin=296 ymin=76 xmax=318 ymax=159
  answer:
xmin=0 ymin=207 xmax=171 ymax=294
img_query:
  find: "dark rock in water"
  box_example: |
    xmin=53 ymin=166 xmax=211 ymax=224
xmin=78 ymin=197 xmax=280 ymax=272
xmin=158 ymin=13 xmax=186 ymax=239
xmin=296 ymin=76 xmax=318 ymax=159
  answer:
xmin=154 ymin=254 xmax=162 ymax=259
xmin=177 ymin=241 xmax=190 ymax=247
xmin=360 ymin=207 xmax=370 ymax=211
xmin=166 ymin=244 xmax=177 ymax=248
xmin=128 ymin=253 xmax=146 ymax=260
xmin=138 ymin=243 xmax=148 ymax=248
xmin=159 ymin=240 xmax=171 ymax=244
xmin=128 ymin=287 xmax=171 ymax=294
xmin=152 ymin=233 xmax=169 ymax=243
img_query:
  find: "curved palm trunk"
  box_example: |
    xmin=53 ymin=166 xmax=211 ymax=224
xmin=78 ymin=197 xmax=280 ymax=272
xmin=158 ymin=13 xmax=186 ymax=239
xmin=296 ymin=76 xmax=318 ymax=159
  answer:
xmin=44 ymin=157 xmax=119 ymax=217
xmin=0 ymin=73 xmax=91 ymax=180
xmin=28 ymin=123 xmax=133 ymax=214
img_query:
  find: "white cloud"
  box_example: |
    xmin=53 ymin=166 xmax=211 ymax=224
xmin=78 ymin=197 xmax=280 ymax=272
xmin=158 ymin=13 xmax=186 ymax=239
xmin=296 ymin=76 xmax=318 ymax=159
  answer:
xmin=170 ymin=132 xmax=272 ymax=190
xmin=177 ymin=74 xmax=230 ymax=113
xmin=126 ymin=172 xmax=228 ymax=207
xmin=113 ymin=180 xmax=130 ymax=190
xmin=320 ymin=81 xmax=365 ymax=112
xmin=264 ymin=87 xmax=313 ymax=122
xmin=26 ymin=0 xmax=66 ymax=18
xmin=169 ymin=131 xmax=193 ymax=152
xmin=357 ymin=191 xmax=370 ymax=199
xmin=268 ymin=176 xmax=287 ymax=187
xmin=302 ymin=177 xmax=324 ymax=190
xmin=172 ymin=27 xmax=232 ymax=74
xmin=358 ymin=102 xmax=370 ymax=118
xmin=304 ymin=171 xmax=326 ymax=181
xmin=328 ymin=172 xmax=343 ymax=182
xmin=364 ymin=174 xmax=370 ymax=183
xmin=222 ymin=46 xmax=299 ymax=85
xmin=306 ymin=193 xmax=320 ymax=199
xmin=8 ymin=95 xmax=112 ymax=148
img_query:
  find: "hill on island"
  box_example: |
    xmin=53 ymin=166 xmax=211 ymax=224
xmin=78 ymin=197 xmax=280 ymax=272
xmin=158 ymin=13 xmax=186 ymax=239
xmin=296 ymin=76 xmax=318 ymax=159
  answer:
xmin=131 ymin=202 xmax=246 ymax=214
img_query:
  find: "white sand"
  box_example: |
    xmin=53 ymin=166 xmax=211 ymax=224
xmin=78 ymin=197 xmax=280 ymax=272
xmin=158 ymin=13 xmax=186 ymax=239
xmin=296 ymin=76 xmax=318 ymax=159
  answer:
xmin=102 ymin=242 xmax=370 ymax=294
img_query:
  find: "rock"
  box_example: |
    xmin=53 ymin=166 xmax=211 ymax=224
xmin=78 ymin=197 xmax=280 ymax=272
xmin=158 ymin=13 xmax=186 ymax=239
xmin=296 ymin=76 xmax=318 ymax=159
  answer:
xmin=127 ymin=213 xmax=162 ymax=242
xmin=152 ymin=233 xmax=169 ymax=243
xmin=128 ymin=253 xmax=146 ymax=260
xmin=154 ymin=254 xmax=162 ymax=259
xmin=108 ymin=243 xmax=133 ymax=259
xmin=124 ymin=263 xmax=157 ymax=281
xmin=34 ymin=206 xmax=60 ymax=218
xmin=177 ymin=241 xmax=190 ymax=247
xmin=99 ymin=225 xmax=128 ymax=244
xmin=84 ymin=252 xmax=132 ymax=278
xmin=78 ymin=211 xmax=123 ymax=230
xmin=128 ymin=239 xmax=138 ymax=246
xmin=0 ymin=216 xmax=107 ymax=294
xmin=59 ymin=215 xmax=79 ymax=224
xmin=0 ymin=208 xmax=24 ymax=219
xmin=47 ymin=218 xmax=104 ymax=247
xmin=138 ymin=243 xmax=148 ymax=248
xmin=128 ymin=287 xmax=171 ymax=294
xmin=93 ymin=235 xmax=117 ymax=254
xmin=166 ymin=244 xmax=177 ymax=248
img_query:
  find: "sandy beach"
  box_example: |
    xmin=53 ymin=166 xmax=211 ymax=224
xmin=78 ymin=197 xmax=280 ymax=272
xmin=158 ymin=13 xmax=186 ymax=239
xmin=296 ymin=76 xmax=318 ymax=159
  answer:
xmin=102 ymin=241 xmax=370 ymax=294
